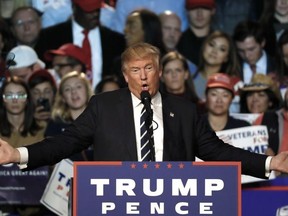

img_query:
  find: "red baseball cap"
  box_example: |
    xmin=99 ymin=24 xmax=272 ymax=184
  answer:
xmin=44 ymin=43 xmax=87 ymax=65
xmin=28 ymin=69 xmax=57 ymax=90
xmin=206 ymin=73 xmax=234 ymax=95
xmin=72 ymin=0 xmax=104 ymax=12
xmin=186 ymin=0 xmax=215 ymax=10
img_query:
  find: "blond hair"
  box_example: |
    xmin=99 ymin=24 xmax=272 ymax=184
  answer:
xmin=51 ymin=71 xmax=93 ymax=122
xmin=121 ymin=42 xmax=161 ymax=73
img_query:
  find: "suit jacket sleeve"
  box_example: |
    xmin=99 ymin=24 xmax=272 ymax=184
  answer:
xmin=163 ymin=94 xmax=268 ymax=179
xmin=25 ymin=95 xmax=99 ymax=170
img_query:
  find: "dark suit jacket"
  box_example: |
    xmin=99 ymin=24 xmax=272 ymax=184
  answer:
xmin=25 ymin=88 xmax=268 ymax=178
xmin=34 ymin=20 xmax=126 ymax=77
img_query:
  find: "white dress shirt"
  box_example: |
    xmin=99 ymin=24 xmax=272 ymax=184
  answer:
xmin=17 ymin=91 xmax=272 ymax=176
xmin=72 ymin=19 xmax=103 ymax=89
xmin=243 ymin=51 xmax=268 ymax=83
xmin=131 ymin=91 xmax=163 ymax=161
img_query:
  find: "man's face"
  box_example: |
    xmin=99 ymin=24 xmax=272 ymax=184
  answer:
xmin=11 ymin=9 xmax=41 ymax=46
xmin=161 ymin=15 xmax=182 ymax=51
xmin=52 ymin=55 xmax=81 ymax=78
xmin=10 ymin=67 xmax=34 ymax=82
xmin=30 ymin=81 xmax=55 ymax=106
xmin=123 ymin=57 xmax=162 ymax=99
xmin=187 ymin=8 xmax=214 ymax=29
xmin=73 ymin=5 xmax=100 ymax=30
xmin=235 ymin=36 xmax=264 ymax=65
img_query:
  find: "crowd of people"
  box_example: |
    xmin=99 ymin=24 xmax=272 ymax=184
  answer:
xmin=1 ymin=0 xmax=288 ymax=215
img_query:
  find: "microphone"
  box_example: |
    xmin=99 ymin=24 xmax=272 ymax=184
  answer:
xmin=140 ymin=91 xmax=153 ymax=116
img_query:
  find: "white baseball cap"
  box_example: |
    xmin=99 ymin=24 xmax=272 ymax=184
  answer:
xmin=7 ymin=45 xmax=45 ymax=69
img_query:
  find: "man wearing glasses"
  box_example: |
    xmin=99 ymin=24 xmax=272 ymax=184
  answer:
xmin=44 ymin=43 xmax=88 ymax=84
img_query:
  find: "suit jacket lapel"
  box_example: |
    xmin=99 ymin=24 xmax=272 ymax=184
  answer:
xmin=161 ymin=94 xmax=178 ymax=161
xmin=117 ymin=89 xmax=138 ymax=160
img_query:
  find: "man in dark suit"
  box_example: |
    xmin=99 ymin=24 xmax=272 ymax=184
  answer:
xmin=0 ymin=42 xmax=288 ymax=178
xmin=34 ymin=0 xmax=126 ymax=89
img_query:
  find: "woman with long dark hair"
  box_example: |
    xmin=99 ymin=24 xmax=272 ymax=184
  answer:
xmin=0 ymin=76 xmax=44 ymax=148
xmin=194 ymin=30 xmax=242 ymax=112
xmin=124 ymin=9 xmax=166 ymax=55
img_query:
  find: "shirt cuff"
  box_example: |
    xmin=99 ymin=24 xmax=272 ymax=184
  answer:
xmin=16 ymin=147 xmax=28 ymax=169
xmin=265 ymin=156 xmax=273 ymax=177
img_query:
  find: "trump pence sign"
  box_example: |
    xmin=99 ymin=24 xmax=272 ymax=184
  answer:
xmin=73 ymin=162 xmax=241 ymax=216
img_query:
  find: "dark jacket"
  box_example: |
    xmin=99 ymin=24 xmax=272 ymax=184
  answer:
xmin=34 ymin=20 xmax=126 ymax=77
xmin=25 ymin=88 xmax=268 ymax=179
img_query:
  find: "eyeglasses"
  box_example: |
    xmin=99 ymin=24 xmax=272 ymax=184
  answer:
xmin=53 ymin=63 xmax=75 ymax=71
xmin=3 ymin=93 xmax=28 ymax=101
xmin=13 ymin=18 xmax=39 ymax=28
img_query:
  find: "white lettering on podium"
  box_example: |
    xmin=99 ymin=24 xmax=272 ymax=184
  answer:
xmin=90 ymin=178 xmax=224 ymax=197
xmin=90 ymin=179 xmax=109 ymax=196
xmin=127 ymin=202 xmax=140 ymax=214
xmin=151 ymin=202 xmax=164 ymax=214
xmin=102 ymin=202 xmax=115 ymax=214
xmin=205 ymin=179 xmax=224 ymax=196
xmin=175 ymin=202 xmax=189 ymax=215
xmin=100 ymin=202 xmax=215 ymax=214
xmin=116 ymin=179 xmax=136 ymax=196
xmin=143 ymin=179 xmax=164 ymax=196
xmin=199 ymin=202 xmax=213 ymax=214
xmin=172 ymin=179 xmax=197 ymax=196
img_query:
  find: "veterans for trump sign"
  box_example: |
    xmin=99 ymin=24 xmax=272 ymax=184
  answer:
xmin=215 ymin=125 xmax=276 ymax=184
xmin=196 ymin=125 xmax=275 ymax=184
xmin=73 ymin=161 xmax=241 ymax=216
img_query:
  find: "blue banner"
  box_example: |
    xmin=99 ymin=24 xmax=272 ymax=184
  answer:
xmin=73 ymin=161 xmax=241 ymax=216
xmin=0 ymin=163 xmax=50 ymax=205
xmin=242 ymin=176 xmax=288 ymax=216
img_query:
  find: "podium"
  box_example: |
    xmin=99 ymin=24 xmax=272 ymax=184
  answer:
xmin=72 ymin=161 xmax=241 ymax=216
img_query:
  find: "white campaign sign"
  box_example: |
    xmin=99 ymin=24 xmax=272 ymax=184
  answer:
xmin=196 ymin=125 xmax=275 ymax=184
xmin=216 ymin=125 xmax=275 ymax=184
xmin=230 ymin=113 xmax=260 ymax=124
xmin=41 ymin=159 xmax=73 ymax=216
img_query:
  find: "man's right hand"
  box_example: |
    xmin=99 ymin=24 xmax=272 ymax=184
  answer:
xmin=0 ymin=138 xmax=20 ymax=164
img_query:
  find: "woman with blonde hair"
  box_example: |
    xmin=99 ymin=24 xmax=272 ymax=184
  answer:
xmin=51 ymin=71 xmax=93 ymax=122
xmin=45 ymin=71 xmax=93 ymax=160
